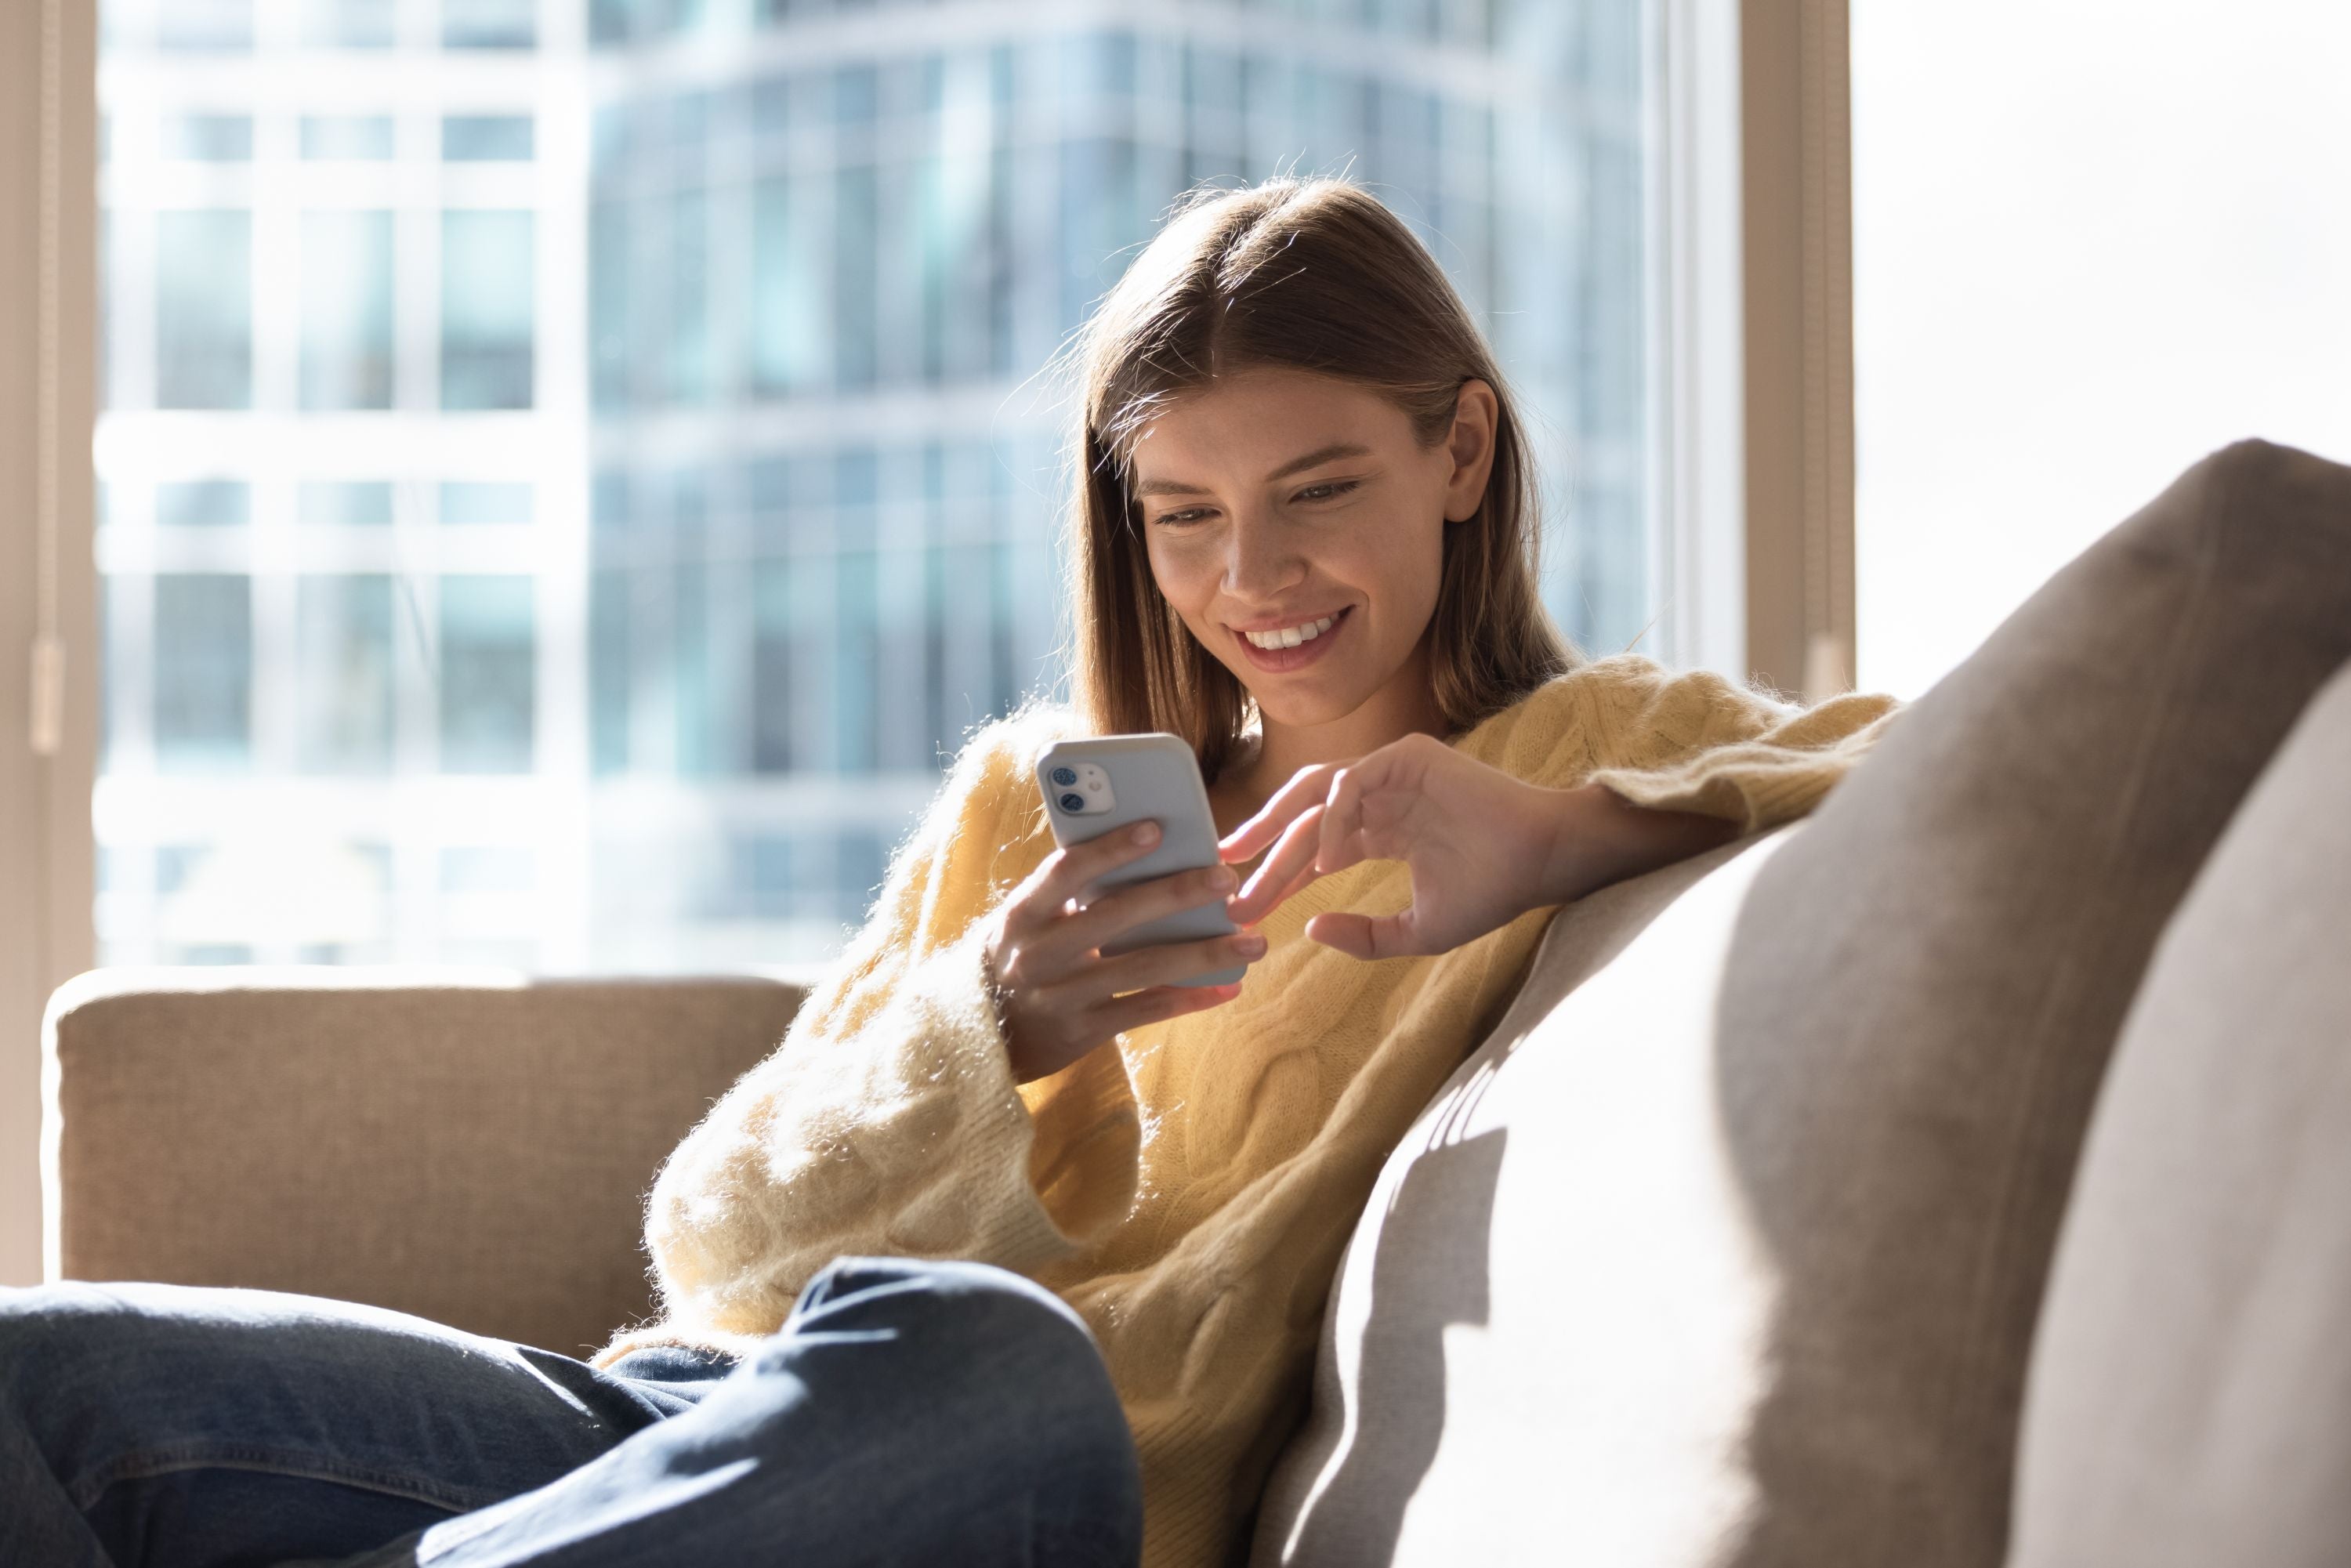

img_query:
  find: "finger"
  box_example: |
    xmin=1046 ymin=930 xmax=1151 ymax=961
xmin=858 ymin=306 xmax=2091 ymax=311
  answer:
xmin=1043 ymin=860 xmax=1240 ymax=962
xmin=1092 ymin=929 xmax=1266 ymax=998
xmin=1227 ymin=850 xmax=1323 ymax=930
xmin=1306 ymin=908 xmax=1428 ymax=961
xmin=1226 ymin=804 xmax=1328 ymax=925
xmin=1316 ymin=764 xmax=1372 ymax=876
xmin=1029 ymin=820 xmax=1164 ymax=921
xmin=1217 ymin=765 xmax=1339 ymax=862
xmin=1271 ymin=855 xmax=1321 ymax=908
xmin=1090 ymin=980 xmax=1243 ymax=1038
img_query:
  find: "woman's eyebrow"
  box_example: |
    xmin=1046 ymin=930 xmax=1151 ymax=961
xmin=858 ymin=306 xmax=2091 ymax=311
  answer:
xmin=1132 ymin=442 xmax=1374 ymax=498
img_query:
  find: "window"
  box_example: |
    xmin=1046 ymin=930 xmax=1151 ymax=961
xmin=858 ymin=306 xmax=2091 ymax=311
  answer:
xmin=295 ymin=575 xmax=397 ymax=773
xmin=438 ymin=575 xmax=537 ymax=773
xmin=92 ymin=0 xmax=1668 ymax=970
xmin=165 ymin=114 xmax=252 ymax=161
xmin=158 ymin=0 xmax=254 ymax=53
xmin=158 ymin=480 xmax=248 ymax=527
xmin=300 ymin=481 xmax=393 ymax=526
xmin=440 ymin=481 xmax=534 ymax=525
xmin=440 ymin=211 xmax=536 ymax=410
xmin=300 ymin=212 xmax=394 ymax=410
xmin=301 ymin=115 xmax=396 ymax=160
xmin=154 ymin=212 xmax=250 ymax=409
xmin=1852 ymin=5 xmax=2351 ymax=699
xmin=444 ymin=115 xmax=536 ymax=161
xmin=444 ymin=0 xmax=537 ymax=50
xmin=154 ymin=575 xmax=251 ymax=773
xmin=301 ymin=0 xmax=397 ymax=49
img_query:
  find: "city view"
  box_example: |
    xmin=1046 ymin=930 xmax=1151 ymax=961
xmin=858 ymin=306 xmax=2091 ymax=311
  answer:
xmin=94 ymin=0 xmax=1657 ymax=971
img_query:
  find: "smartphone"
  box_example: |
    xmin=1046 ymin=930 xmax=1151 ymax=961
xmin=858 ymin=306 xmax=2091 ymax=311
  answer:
xmin=1034 ymin=732 xmax=1246 ymax=989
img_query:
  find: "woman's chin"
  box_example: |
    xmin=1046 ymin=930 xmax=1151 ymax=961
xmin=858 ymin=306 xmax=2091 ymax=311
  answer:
xmin=1244 ymin=686 xmax=1355 ymax=731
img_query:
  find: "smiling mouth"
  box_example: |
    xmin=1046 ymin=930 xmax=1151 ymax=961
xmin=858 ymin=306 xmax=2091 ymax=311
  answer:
xmin=1230 ymin=606 xmax=1353 ymax=672
xmin=1236 ymin=610 xmax=1344 ymax=650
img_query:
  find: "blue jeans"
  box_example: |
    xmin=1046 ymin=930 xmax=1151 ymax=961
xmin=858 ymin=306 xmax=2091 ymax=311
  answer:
xmin=0 ymin=1257 xmax=1141 ymax=1567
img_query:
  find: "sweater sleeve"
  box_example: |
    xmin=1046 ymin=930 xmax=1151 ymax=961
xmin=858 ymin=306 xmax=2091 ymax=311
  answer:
xmin=1575 ymin=653 xmax=1904 ymax=835
xmin=592 ymin=705 xmax=1125 ymax=1367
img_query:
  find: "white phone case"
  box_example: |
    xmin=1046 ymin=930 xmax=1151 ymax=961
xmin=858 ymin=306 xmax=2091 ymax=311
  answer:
xmin=1034 ymin=733 xmax=1246 ymax=988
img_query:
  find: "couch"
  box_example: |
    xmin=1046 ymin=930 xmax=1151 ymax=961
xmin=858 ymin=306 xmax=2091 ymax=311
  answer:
xmin=42 ymin=440 xmax=2351 ymax=1566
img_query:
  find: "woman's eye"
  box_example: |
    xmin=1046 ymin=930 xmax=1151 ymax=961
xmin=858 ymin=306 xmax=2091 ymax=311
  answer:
xmin=1294 ymin=480 xmax=1362 ymax=504
xmin=1154 ymin=509 xmax=1208 ymax=528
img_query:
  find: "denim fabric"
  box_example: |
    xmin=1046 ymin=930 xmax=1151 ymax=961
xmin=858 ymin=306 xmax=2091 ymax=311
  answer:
xmin=0 ymin=1257 xmax=1141 ymax=1568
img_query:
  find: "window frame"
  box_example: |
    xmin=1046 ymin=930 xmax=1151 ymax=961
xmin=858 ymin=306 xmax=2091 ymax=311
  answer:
xmin=1655 ymin=0 xmax=1857 ymax=700
xmin=0 ymin=0 xmax=100 ymax=1287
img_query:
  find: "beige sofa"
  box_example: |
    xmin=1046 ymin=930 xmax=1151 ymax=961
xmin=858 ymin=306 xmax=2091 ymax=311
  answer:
xmin=42 ymin=440 xmax=2351 ymax=1566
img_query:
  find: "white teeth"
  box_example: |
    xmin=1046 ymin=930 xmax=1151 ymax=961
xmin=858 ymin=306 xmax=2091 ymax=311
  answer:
xmin=1244 ymin=614 xmax=1338 ymax=650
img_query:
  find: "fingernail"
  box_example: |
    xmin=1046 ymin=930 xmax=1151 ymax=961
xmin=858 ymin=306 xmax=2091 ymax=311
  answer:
xmin=1209 ymin=866 xmax=1237 ymax=891
xmin=1234 ymin=932 xmax=1267 ymax=956
xmin=1132 ymin=822 xmax=1158 ymax=846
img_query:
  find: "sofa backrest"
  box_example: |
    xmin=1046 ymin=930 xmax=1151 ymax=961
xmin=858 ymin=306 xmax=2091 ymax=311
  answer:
xmin=1253 ymin=440 xmax=2351 ymax=1567
xmin=44 ymin=970 xmax=805 ymax=1356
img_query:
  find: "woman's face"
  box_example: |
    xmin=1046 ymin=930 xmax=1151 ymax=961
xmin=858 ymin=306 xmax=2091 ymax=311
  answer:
xmin=1130 ymin=366 xmax=1498 ymax=740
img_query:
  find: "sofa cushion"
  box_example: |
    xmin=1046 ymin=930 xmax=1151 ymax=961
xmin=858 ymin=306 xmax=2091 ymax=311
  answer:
xmin=1252 ymin=825 xmax=1802 ymax=1566
xmin=2009 ymin=661 xmax=2351 ymax=1568
xmin=1252 ymin=439 xmax=2351 ymax=1567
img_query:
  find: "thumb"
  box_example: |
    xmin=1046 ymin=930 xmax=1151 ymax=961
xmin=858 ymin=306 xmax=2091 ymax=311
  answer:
xmin=1305 ymin=909 xmax=1424 ymax=961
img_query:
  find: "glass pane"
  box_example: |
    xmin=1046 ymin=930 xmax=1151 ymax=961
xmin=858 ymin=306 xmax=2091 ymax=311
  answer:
xmin=154 ymin=575 xmax=250 ymax=773
xmin=157 ymin=480 xmax=248 ymax=527
xmin=444 ymin=0 xmax=538 ymax=49
xmin=440 ymin=481 xmax=533 ymax=524
xmin=1853 ymin=6 xmax=2351 ymax=700
xmin=438 ymin=575 xmax=536 ymax=773
xmin=164 ymin=114 xmax=252 ymax=161
xmin=301 ymin=0 xmax=397 ymax=48
xmin=158 ymin=0 xmax=252 ymax=53
xmin=295 ymin=575 xmax=397 ymax=773
xmin=443 ymin=115 xmax=535 ymax=161
xmin=441 ymin=210 xmax=535 ymax=410
xmin=301 ymin=211 xmax=394 ymax=409
xmin=750 ymin=176 xmax=827 ymax=397
xmin=441 ymin=845 xmax=534 ymax=892
xmin=302 ymin=115 xmax=397 ymax=159
xmin=155 ymin=211 xmax=250 ymax=410
xmin=590 ymin=567 xmax=630 ymax=773
xmin=299 ymin=481 xmax=393 ymax=526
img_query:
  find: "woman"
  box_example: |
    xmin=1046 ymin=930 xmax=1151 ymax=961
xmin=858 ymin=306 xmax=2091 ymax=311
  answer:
xmin=0 ymin=177 xmax=1897 ymax=1568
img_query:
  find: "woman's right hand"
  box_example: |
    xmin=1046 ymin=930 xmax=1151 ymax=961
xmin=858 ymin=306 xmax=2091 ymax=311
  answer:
xmin=983 ymin=820 xmax=1266 ymax=1084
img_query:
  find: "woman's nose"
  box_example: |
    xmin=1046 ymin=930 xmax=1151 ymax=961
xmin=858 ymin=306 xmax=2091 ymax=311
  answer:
xmin=1223 ymin=512 xmax=1302 ymax=598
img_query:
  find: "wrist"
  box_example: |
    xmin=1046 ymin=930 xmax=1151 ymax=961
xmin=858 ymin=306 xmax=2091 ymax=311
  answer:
xmin=1533 ymin=782 xmax=1608 ymax=907
xmin=1537 ymin=780 xmax=1741 ymax=906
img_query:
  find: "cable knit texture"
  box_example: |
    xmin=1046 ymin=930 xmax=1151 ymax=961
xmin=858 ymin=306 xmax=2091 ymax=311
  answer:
xmin=594 ymin=652 xmax=1902 ymax=1568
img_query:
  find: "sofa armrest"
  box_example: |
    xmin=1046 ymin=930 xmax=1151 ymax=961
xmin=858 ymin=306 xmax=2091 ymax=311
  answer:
xmin=41 ymin=967 xmax=810 ymax=1356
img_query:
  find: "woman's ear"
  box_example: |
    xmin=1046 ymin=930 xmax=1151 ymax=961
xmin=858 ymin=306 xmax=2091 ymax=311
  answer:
xmin=1442 ymin=378 xmax=1501 ymax=523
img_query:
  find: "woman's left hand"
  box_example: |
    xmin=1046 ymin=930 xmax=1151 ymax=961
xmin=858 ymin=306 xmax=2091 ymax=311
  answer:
xmin=1218 ymin=732 xmax=1567 ymax=959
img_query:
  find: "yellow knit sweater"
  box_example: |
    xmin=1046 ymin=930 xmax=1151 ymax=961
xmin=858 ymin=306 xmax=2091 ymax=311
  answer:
xmin=594 ymin=652 xmax=1901 ymax=1567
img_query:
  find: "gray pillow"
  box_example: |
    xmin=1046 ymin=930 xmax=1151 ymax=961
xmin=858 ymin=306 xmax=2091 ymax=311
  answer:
xmin=2009 ymin=661 xmax=2351 ymax=1568
xmin=1250 ymin=824 xmax=1810 ymax=1566
xmin=1252 ymin=439 xmax=2351 ymax=1567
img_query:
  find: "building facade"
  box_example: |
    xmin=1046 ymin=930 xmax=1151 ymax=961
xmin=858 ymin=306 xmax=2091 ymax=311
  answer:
xmin=95 ymin=0 xmax=1654 ymax=970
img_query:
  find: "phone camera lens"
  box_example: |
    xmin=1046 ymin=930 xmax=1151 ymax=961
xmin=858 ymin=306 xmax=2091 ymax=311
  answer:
xmin=1049 ymin=766 xmax=1078 ymax=788
xmin=1057 ymin=791 xmax=1086 ymax=813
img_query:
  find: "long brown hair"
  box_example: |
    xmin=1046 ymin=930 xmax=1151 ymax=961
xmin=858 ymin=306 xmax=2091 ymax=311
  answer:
xmin=1055 ymin=175 xmax=1581 ymax=785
